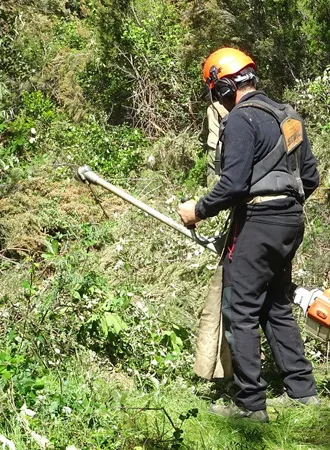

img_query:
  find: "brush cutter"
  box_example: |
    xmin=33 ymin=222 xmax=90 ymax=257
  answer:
xmin=75 ymin=165 xmax=330 ymax=341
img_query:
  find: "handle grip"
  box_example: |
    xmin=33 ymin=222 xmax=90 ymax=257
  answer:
xmin=180 ymin=197 xmax=196 ymax=230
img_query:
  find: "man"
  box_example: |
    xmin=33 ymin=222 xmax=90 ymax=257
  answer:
xmin=205 ymin=100 xmax=228 ymax=187
xmin=178 ymin=47 xmax=320 ymax=422
xmin=206 ymin=100 xmax=228 ymax=165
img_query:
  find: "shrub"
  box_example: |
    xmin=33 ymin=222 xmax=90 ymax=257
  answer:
xmin=0 ymin=91 xmax=58 ymax=171
xmin=48 ymin=119 xmax=148 ymax=179
xmin=0 ymin=90 xmax=147 ymax=182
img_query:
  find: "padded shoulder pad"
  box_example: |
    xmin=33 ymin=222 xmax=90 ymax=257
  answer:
xmin=235 ymin=99 xmax=288 ymax=123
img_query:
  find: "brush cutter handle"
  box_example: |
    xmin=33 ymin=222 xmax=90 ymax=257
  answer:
xmin=75 ymin=165 xmax=228 ymax=255
xmin=180 ymin=197 xmax=225 ymax=247
xmin=180 ymin=196 xmax=210 ymax=243
xmin=180 ymin=197 xmax=196 ymax=230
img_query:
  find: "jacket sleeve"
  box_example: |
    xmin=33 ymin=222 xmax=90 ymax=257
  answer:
xmin=196 ymin=110 xmax=256 ymax=219
xmin=300 ymin=129 xmax=319 ymax=200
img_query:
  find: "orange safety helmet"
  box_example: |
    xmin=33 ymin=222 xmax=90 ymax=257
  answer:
xmin=203 ymin=47 xmax=256 ymax=89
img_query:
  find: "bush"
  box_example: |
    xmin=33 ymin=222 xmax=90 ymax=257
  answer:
xmin=284 ymin=67 xmax=330 ymax=130
xmin=146 ymin=131 xmax=200 ymax=184
xmin=87 ymin=0 xmax=204 ymax=136
xmin=0 ymin=91 xmax=58 ymax=171
xmin=284 ymin=67 xmax=330 ymax=186
xmin=0 ymin=90 xmax=147 ymax=182
xmin=48 ymin=119 xmax=148 ymax=179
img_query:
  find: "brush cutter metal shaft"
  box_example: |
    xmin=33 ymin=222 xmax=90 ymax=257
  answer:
xmin=76 ymin=165 xmax=225 ymax=255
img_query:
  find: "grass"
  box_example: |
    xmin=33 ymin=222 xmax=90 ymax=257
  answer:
xmin=0 ymin=356 xmax=329 ymax=449
xmin=0 ymin=163 xmax=329 ymax=450
xmin=1 ymin=2 xmax=330 ymax=446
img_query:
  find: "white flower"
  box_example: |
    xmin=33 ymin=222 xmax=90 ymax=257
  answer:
xmin=0 ymin=435 xmax=16 ymax=450
xmin=29 ymin=431 xmax=50 ymax=449
xmin=62 ymin=406 xmax=72 ymax=415
xmin=30 ymin=128 xmax=36 ymax=135
xmin=296 ymin=269 xmax=307 ymax=278
xmin=165 ymin=359 xmax=175 ymax=368
xmin=66 ymin=446 xmax=79 ymax=450
xmin=166 ymin=195 xmax=176 ymax=204
xmin=20 ymin=403 xmax=36 ymax=418
xmin=135 ymin=300 xmax=148 ymax=311
xmin=114 ymin=260 xmax=124 ymax=270
xmin=147 ymin=155 xmax=155 ymax=168
xmin=29 ymin=137 xmax=36 ymax=144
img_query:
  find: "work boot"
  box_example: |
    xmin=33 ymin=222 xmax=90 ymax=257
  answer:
xmin=209 ymin=403 xmax=269 ymax=423
xmin=267 ymin=392 xmax=320 ymax=407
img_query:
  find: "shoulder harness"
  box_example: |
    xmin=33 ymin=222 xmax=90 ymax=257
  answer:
xmin=218 ymin=99 xmax=305 ymax=201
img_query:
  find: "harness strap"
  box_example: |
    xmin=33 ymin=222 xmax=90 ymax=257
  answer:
xmin=234 ymin=99 xmax=305 ymax=200
xmin=235 ymin=100 xmax=288 ymax=123
xmin=250 ymin=135 xmax=284 ymax=186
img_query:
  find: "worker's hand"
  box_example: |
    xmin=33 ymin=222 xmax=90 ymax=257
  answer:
xmin=177 ymin=200 xmax=202 ymax=227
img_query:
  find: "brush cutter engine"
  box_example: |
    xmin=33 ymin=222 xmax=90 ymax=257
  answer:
xmin=292 ymin=286 xmax=330 ymax=341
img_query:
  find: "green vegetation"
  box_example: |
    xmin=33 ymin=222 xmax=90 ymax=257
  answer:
xmin=1 ymin=1 xmax=329 ymax=449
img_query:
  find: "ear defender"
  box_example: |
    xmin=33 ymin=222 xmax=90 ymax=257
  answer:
xmin=202 ymin=47 xmax=257 ymax=97
xmin=206 ymin=65 xmax=237 ymax=101
xmin=213 ymin=77 xmax=237 ymax=100
xmin=212 ymin=72 xmax=257 ymax=101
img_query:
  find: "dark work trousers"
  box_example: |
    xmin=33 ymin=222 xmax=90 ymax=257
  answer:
xmin=221 ymin=206 xmax=317 ymax=411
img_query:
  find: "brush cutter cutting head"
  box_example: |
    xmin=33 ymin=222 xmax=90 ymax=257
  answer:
xmin=75 ymin=165 xmax=99 ymax=184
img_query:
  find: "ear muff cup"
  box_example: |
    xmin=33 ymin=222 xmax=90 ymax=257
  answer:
xmin=214 ymin=77 xmax=237 ymax=99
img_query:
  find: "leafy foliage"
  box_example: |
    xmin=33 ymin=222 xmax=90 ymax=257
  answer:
xmin=85 ymin=0 xmax=202 ymax=136
xmin=0 ymin=1 xmax=330 ymax=448
xmin=299 ymin=0 xmax=330 ymax=76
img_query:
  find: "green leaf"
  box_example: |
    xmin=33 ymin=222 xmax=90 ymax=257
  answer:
xmin=72 ymin=291 xmax=81 ymax=300
xmin=22 ymin=279 xmax=31 ymax=289
xmin=33 ymin=379 xmax=45 ymax=390
xmin=101 ymin=312 xmax=128 ymax=336
xmin=0 ymin=352 xmax=9 ymax=362
xmin=1 ymin=370 xmax=12 ymax=380
xmin=45 ymin=239 xmax=59 ymax=256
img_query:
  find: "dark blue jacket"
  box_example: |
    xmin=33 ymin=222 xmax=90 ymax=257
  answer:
xmin=196 ymin=90 xmax=319 ymax=219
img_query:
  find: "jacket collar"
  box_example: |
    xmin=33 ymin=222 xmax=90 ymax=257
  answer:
xmin=237 ymin=90 xmax=266 ymax=104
